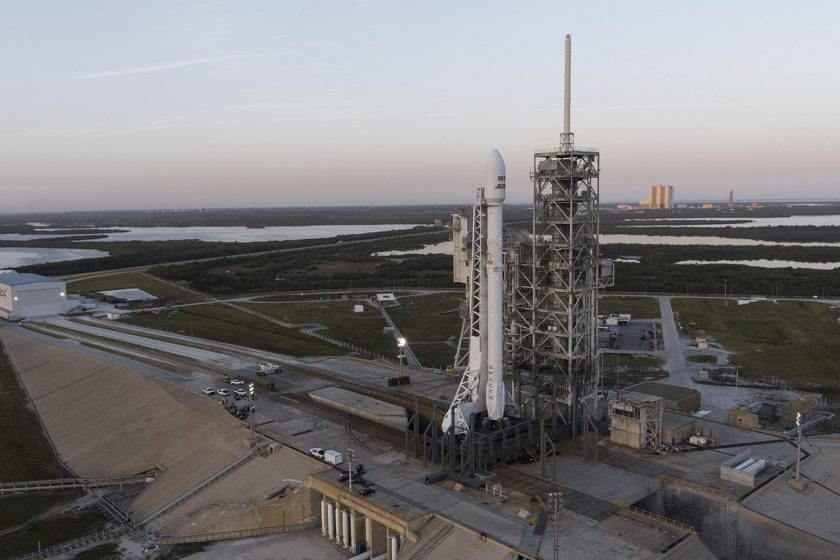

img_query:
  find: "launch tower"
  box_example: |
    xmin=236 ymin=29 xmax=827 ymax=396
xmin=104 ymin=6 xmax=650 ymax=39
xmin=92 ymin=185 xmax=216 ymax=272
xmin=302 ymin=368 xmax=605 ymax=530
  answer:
xmin=506 ymin=35 xmax=613 ymax=456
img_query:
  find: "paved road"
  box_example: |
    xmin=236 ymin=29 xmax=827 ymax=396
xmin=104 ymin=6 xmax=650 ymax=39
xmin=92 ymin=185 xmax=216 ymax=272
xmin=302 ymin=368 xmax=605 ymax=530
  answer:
xmin=657 ymin=296 xmax=687 ymax=385
xmin=43 ymin=317 xmax=256 ymax=372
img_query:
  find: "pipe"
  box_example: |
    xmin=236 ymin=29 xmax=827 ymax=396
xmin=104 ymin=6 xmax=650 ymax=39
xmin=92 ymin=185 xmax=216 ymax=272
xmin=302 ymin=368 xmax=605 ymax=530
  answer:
xmin=347 ymin=552 xmax=371 ymax=560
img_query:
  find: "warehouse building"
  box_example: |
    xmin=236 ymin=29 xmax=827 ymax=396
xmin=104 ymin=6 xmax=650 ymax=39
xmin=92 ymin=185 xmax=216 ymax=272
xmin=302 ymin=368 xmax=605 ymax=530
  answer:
xmin=624 ymin=381 xmax=701 ymax=413
xmin=0 ymin=272 xmax=74 ymax=320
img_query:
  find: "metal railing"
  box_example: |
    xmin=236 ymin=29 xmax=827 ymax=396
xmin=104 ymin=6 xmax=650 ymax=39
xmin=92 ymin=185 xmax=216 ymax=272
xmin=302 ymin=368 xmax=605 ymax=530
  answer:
xmin=0 ymin=473 xmax=155 ymax=495
xmin=612 ymin=501 xmax=694 ymax=533
xmin=660 ymin=474 xmax=740 ymax=502
xmin=11 ymin=524 xmax=127 ymax=560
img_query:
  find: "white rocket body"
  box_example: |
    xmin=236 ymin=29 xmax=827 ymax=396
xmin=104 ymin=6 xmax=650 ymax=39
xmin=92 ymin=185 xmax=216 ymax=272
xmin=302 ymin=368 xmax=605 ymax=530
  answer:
xmin=441 ymin=149 xmax=507 ymax=434
xmin=483 ymin=150 xmax=506 ymax=421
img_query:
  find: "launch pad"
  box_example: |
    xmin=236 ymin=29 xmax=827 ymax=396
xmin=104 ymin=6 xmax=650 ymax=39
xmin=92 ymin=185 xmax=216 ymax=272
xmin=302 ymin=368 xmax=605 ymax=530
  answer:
xmin=442 ymin=35 xmax=613 ymax=477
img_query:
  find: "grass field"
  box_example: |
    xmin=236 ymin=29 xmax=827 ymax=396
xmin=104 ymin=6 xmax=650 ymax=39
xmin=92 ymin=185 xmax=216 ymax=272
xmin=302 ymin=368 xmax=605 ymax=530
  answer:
xmin=0 ymin=342 xmax=64 ymax=482
xmin=67 ymin=272 xmax=202 ymax=303
xmin=671 ymin=298 xmax=840 ymax=393
xmin=241 ymin=301 xmax=398 ymax=358
xmin=121 ymin=304 xmax=345 ymax=357
xmin=687 ymin=354 xmax=718 ymax=363
xmin=602 ymin=354 xmax=664 ymax=370
xmin=0 ymin=345 xmax=109 ymax=556
xmin=0 ymin=507 xmax=107 ymax=557
xmin=388 ymin=293 xmax=462 ymax=368
xmin=599 ymin=296 xmax=661 ymax=319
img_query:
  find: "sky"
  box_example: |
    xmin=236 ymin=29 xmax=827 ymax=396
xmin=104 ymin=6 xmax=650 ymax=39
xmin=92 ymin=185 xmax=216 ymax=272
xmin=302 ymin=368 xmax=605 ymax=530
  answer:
xmin=1 ymin=0 xmax=839 ymax=212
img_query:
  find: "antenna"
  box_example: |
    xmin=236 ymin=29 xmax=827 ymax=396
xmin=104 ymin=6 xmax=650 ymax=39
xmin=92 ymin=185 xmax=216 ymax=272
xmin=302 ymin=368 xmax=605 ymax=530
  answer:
xmin=561 ymin=34 xmax=573 ymax=150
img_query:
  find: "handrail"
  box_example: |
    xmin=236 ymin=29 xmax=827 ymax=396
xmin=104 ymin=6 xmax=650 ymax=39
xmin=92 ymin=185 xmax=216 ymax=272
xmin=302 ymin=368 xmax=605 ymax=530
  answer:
xmin=612 ymin=501 xmax=694 ymax=533
xmin=660 ymin=474 xmax=740 ymax=502
xmin=11 ymin=524 xmax=127 ymax=560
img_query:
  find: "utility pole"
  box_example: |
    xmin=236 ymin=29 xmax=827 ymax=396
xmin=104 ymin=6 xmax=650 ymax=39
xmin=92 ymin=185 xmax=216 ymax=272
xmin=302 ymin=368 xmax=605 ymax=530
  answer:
xmin=546 ymin=491 xmax=563 ymax=560
xmin=795 ymin=412 xmax=802 ymax=480
xmin=347 ymin=448 xmax=356 ymax=494
xmin=248 ymin=383 xmax=255 ymax=447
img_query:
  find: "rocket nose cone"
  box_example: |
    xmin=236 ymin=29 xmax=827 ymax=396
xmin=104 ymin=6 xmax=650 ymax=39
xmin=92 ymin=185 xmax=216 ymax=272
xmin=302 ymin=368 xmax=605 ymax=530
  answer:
xmin=483 ymin=149 xmax=506 ymax=204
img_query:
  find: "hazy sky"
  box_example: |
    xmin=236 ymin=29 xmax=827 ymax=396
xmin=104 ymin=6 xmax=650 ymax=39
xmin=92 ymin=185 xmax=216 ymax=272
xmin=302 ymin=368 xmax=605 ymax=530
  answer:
xmin=2 ymin=1 xmax=839 ymax=212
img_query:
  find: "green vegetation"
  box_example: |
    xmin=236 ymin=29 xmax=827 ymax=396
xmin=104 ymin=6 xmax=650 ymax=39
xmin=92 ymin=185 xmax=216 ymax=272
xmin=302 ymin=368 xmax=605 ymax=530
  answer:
xmin=601 ymin=243 xmax=840 ymax=297
xmin=120 ymin=304 xmax=345 ymax=357
xmin=602 ymin=354 xmax=664 ymax=370
xmin=152 ymin=231 xmax=452 ymax=295
xmin=68 ymin=272 xmax=202 ymax=303
xmin=601 ymin=354 xmax=667 ymax=389
xmin=0 ymin=508 xmax=107 ymax=558
xmin=22 ymin=226 xmax=446 ymax=277
xmin=388 ymin=293 xmax=462 ymax=368
xmin=671 ymin=298 xmax=840 ymax=393
xmin=0 ymin=342 xmax=64 ymax=481
xmin=0 ymin=347 xmax=109 ymax=558
xmin=687 ymin=354 xmax=718 ymax=364
xmin=72 ymin=543 xmax=121 ymax=560
xmin=0 ymin=492 xmax=83 ymax=531
xmin=599 ymin=296 xmax=661 ymax=319
xmin=241 ymin=301 xmax=398 ymax=358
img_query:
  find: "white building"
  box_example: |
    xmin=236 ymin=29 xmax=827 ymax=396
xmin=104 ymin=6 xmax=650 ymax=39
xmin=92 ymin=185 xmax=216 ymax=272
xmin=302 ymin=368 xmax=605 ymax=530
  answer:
xmin=0 ymin=272 xmax=73 ymax=320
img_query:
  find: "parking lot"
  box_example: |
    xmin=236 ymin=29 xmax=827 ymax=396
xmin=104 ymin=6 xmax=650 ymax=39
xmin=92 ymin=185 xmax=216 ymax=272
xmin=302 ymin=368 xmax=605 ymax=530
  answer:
xmin=602 ymin=319 xmax=661 ymax=352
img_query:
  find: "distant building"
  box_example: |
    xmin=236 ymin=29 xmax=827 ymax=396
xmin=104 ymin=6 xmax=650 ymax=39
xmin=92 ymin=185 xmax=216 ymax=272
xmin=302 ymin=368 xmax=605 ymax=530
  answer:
xmin=0 ymin=272 xmax=74 ymax=320
xmin=639 ymin=185 xmax=673 ymax=209
xmin=729 ymin=189 xmax=734 ymax=208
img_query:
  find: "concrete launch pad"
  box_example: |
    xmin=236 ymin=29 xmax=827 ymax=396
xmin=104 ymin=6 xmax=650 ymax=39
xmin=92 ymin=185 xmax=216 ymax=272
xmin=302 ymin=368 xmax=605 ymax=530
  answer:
xmin=309 ymin=387 xmax=407 ymax=429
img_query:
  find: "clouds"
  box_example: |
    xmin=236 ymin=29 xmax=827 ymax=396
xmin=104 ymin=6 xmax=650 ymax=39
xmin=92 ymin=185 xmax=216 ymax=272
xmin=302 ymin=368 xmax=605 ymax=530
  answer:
xmin=74 ymin=55 xmax=241 ymax=79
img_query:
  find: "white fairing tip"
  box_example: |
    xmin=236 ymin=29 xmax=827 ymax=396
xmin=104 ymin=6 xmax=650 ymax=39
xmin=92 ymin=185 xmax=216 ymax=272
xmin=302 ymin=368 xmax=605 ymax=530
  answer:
xmin=483 ymin=149 xmax=506 ymax=204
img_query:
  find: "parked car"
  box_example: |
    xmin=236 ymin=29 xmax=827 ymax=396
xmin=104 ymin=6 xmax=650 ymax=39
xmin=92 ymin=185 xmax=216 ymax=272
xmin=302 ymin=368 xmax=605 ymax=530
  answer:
xmin=202 ymin=387 xmax=216 ymax=395
xmin=230 ymin=379 xmax=245 ymax=385
xmin=217 ymin=389 xmax=231 ymax=397
xmin=233 ymin=388 xmax=249 ymax=398
xmin=309 ymin=448 xmax=325 ymax=460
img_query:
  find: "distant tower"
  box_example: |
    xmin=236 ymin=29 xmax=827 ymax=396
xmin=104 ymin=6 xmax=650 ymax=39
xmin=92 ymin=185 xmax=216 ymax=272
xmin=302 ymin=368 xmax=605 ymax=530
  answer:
xmin=729 ymin=189 xmax=734 ymax=208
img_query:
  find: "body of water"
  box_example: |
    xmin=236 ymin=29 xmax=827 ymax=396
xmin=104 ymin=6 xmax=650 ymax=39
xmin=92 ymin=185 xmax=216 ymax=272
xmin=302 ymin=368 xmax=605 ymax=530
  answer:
xmin=0 ymin=224 xmax=422 ymax=243
xmin=600 ymin=234 xmax=840 ymax=247
xmin=0 ymin=248 xmax=109 ymax=268
xmin=676 ymin=259 xmax=840 ymax=270
xmin=621 ymin=214 xmax=840 ymax=228
xmin=374 ymin=240 xmax=453 ymax=256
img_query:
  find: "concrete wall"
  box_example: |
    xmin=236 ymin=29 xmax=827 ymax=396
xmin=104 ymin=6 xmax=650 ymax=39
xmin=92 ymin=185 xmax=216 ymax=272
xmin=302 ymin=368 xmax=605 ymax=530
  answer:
xmin=737 ymin=506 xmax=840 ymax=560
xmin=207 ymin=487 xmax=320 ymax=534
xmin=662 ymin=484 xmax=738 ymax=559
xmin=610 ymin=417 xmax=642 ymax=449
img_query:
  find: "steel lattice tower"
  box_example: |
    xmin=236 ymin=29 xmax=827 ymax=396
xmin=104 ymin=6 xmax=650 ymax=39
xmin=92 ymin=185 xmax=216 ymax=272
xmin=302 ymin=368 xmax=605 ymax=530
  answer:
xmin=506 ymin=35 xmax=613 ymax=442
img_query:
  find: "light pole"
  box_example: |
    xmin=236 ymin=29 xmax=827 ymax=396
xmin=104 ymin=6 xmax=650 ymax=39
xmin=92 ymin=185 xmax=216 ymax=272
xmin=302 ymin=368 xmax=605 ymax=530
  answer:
xmin=347 ymin=448 xmax=356 ymax=494
xmin=795 ymin=412 xmax=802 ymax=481
xmin=397 ymin=337 xmax=406 ymax=375
xmin=546 ymin=491 xmax=563 ymax=560
xmin=724 ymin=279 xmax=728 ymax=306
xmin=248 ymin=383 xmax=255 ymax=447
